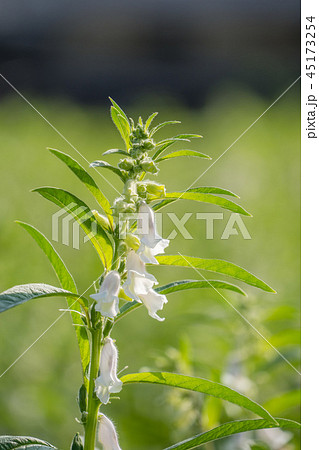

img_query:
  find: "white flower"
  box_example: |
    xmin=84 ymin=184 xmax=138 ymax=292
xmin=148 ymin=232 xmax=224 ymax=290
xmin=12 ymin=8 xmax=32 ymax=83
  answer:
xmin=138 ymin=290 xmax=168 ymax=322
xmin=123 ymin=251 xmax=167 ymax=321
xmin=98 ymin=414 xmax=121 ymax=450
xmin=126 ymin=250 xmax=157 ymax=282
xmin=95 ymin=338 xmax=123 ymax=404
xmin=90 ymin=271 xmax=121 ymax=319
xmin=137 ymin=202 xmax=169 ymax=263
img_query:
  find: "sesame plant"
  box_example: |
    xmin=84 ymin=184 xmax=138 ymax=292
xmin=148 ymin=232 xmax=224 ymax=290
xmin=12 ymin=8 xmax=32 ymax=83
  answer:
xmin=0 ymin=100 xmax=300 ymax=450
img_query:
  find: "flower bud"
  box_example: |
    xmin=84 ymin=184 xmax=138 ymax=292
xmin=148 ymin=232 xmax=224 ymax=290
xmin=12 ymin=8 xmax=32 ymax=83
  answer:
xmin=118 ymin=157 xmax=134 ymax=171
xmin=77 ymin=384 xmax=87 ymax=413
xmin=70 ymin=433 xmax=83 ymax=450
xmin=140 ymin=158 xmax=159 ymax=174
xmin=92 ymin=210 xmax=111 ymax=231
xmin=124 ymin=233 xmax=141 ymax=251
xmin=145 ymin=181 xmax=166 ymax=198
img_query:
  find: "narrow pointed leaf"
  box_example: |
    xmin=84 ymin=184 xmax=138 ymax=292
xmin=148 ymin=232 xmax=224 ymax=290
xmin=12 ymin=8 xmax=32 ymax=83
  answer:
xmin=152 ymin=186 xmax=240 ymax=211
xmin=156 ymin=255 xmax=276 ymax=293
xmin=33 ymin=187 xmax=113 ymax=268
xmin=116 ymin=279 xmax=247 ymax=321
xmin=90 ymin=160 xmax=126 ymax=182
xmin=162 ymin=192 xmax=251 ymax=216
xmin=110 ymin=106 xmax=130 ymax=149
xmin=156 ymin=150 xmax=211 ymax=162
xmin=109 ymin=97 xmax=130 ymax=126
xmin=163 ymin=418 xmax=300 ymax=450
xmin=16 ymin=222 xmax=77 ymax=292
xmin=116 ymin=279 xmax=246 ymax=321
xmin=153 ymin=140 xmax=186 ymax=159
xmin=156 ymin=279 xmax=247 ymax=296
xmin=0 ymin=283 xmax=87 ymax=313
xmin=49 ymin=149 xmax=112 ymax=222
xmin=120 ymin=372 xmax=276 ymax=422
xmin=145 ymin=112 xmax=158 ymax=130
xmin=102 ymin=149 xmax=129 ymax=156
xmin=15 ymin=222 xmax=90 ymax=378
xmin=186 ymin=186 xmax=239 ymax=198
xmin=150 ymin=120 xmax=181 ymax=136
xmin=0 ymin=436 xmax=56 ymax=449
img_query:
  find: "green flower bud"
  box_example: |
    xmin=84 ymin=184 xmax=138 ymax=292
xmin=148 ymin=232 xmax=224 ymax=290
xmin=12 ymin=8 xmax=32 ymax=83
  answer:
xmin=77 ymin=384 xmax=87 ymax=413
xmin=137 ymin=182 xmax=147 ymax=198
xmin=145 ymin=181 xmax=166 ymax=198
xmin=118 ymin=241 xmax=128 ymax=256
xmin=141 ymin=158 xmax=159 ymax=174
xmin=125 ymin=233 xmax=141 ymax=251
xmin=70 ymin=433 xmax=83 ymax=450
xmin=118 ymin=157 xmax=134 ymax=171
xmin=92 ymin=210 xmax=111 ymax=231
xmin=113 ymin=198 xmax=137 ymax=214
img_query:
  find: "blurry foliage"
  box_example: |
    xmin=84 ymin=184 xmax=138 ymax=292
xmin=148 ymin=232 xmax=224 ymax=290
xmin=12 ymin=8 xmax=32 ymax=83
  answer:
xmin=0 ymin=87 xmax=300 ymax=449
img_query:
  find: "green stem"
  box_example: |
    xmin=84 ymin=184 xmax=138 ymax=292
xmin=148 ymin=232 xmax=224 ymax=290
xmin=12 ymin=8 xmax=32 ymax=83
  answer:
xmin=84 ymin=327 xmax=102 ymax=450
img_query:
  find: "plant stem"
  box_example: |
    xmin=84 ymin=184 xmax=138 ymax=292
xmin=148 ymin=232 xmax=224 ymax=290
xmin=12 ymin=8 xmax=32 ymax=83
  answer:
xmin=84 ymin=326 xmax=102 ymax=450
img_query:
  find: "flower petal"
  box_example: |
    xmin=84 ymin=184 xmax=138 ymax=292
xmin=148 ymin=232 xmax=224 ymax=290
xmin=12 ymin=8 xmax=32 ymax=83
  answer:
xmin=98 ymin=414 xmax=121 ymax=450
xmin=139 ymin=289 xmax=168 ymax=321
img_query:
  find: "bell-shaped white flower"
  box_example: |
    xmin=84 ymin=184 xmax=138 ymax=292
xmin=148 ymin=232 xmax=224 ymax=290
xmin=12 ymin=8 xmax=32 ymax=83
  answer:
xmin=138 ymin=289 xmax=168 ymax=322
xmin=98 ymin=414 xmax=121 ymax=450
xmin=126 ymin=250 xmax=157 ymax=282
xmin=95 ymin=338 xmax=123 ymax=404
xmin=90 ymin=271 xmax=121 ymax=319
xmin=123 ymin=251 xmax=167 ymax=321
xmin=137 ymin=202 xmax=169 ymax=264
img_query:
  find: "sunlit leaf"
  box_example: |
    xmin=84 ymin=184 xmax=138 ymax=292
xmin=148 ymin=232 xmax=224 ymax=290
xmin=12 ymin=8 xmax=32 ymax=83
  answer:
xmin=145 ymin=112 xmax=158 ymax=130
xmin=186 ymin=186 xmax=239 ymax=198
xmin=90 ymin=160 xmax=126 ymax=182
xmin=163 ymin=418 xmax=300 ymax=450
xmin=49 ymin=149 xmax=113 ymax=222
xmin=15 ymin=222 xmax=90 ymax=379
xmin=110 ymin=102 xmax=130 ymax=149
xmin=150 ymin=120 xmax=181 ymax=136
xmin=121 ymin=372 xmax=276 ymax=422
xmin=156 ymin=255 xmax=276 ymax=293
xmin=156 ymin=150 xmax=211 ymax=162
xmin=33 ymin=187 xmax=113 ymax=268
xmin=102 ymin=149 xmax=129 ymax=156
xmin=156 ymin=191 xmax=251 ymax=215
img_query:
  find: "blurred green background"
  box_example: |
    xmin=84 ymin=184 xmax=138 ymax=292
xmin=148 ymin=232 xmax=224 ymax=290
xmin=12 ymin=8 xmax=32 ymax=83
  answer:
xmin=0 ymin=87 xmax=300 ymax=449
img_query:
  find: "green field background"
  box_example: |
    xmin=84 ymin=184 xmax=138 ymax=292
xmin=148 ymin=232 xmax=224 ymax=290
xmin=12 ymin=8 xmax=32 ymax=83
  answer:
xmin=0 ymin=87 xmax=300 ymax=449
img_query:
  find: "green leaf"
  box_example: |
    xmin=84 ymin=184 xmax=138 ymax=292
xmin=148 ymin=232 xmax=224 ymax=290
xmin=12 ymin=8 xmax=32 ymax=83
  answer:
xmin=89 ymin=160 xmax=126 ymax=182
xmin=163 ymin=418 xmax=300 ymax=450
xmin=162 ymin=192 xmax=251 ymax=216
xmin=109 ymin=97 xmax=130 ymax=126
xmin=0 ymin=283 xmax=87 ymax=314
xmin=116 ymin=280 xmax=246 ymax=321
xmin=145 ymin=112 xmax=158 ymax=130
xmin=156 ymin=255 xmax=276 ymax=293
xmin=16 ymin=222 xmax=77 ymax=293
xmin=120 ymin=372 xmax=276 ymax=422
xmin=156 ymin=280 xmax=247 ymax=296
xmin=33 ymin=187 xmax=113 ymax=269
xmin=152 ymin=186 xmax=239 ymax=211
xmin=110 ymin=105 xmax=130 ymax=149
xmin=15 ymin=222 xmax=89 ymax=379
xmin=150 ymin=120 xmax=181 ymax=136
xmin=156 ymin=150 xmax=211 ymax=162
xmin=49 ymin=149 xmax=113 ymax=222
xmin=102 ymin=149 xmax=129 ymax=156
xmin=186 ymin=186 xmax=239 ymax=198
xmin=0 ymin=436 xmax=56 ymax=449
